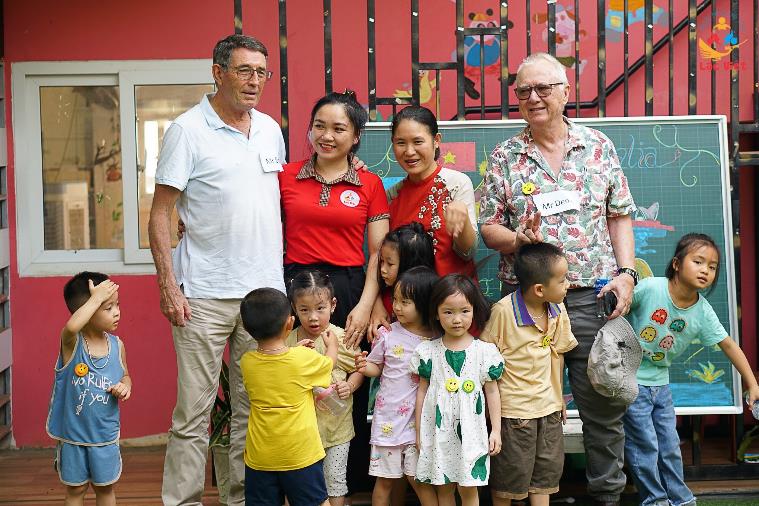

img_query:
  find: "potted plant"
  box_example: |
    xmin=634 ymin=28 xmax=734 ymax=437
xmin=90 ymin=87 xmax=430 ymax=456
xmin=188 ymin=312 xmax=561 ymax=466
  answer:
xmin=210 ymin=361 xmax=231 ymax=505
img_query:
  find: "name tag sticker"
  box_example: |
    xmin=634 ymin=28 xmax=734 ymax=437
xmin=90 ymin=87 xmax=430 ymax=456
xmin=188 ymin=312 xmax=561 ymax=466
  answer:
xmin=259 ymin=152 xmax=283 ymax=173
xmin=532 ymin=190 xmax=581 ymax=216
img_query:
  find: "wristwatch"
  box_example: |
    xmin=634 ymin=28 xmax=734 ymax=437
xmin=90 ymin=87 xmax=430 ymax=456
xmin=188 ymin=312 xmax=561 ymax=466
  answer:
xmin=617 ymin=267 xmax=639 ymax=286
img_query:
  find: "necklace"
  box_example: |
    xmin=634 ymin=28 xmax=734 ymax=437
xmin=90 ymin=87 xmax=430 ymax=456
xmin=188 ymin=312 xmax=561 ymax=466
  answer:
xmin=82 ymin=333 xmax=110 ymax=369
xmin=258 ymin=345 xmax=288 ymax=354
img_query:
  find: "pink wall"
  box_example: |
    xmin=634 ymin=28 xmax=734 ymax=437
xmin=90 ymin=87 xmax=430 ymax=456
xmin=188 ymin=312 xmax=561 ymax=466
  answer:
xmin=4 ymin=0 xmax=757 ymax=446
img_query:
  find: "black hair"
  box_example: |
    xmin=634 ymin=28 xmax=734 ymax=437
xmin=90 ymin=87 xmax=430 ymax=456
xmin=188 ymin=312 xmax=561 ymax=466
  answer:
xmin=240 ymin=288 xmax=292 ymax=340
xmin=513 ymin=242 xmax=566 ymax=290
xmin=309 ymin=90 xmax=368 ymax=156
xmin=213 ymin=34 xmax=268 ymax=68
xmin=428 ymin=274 xmax=491 ymax=336
xmin=665 ymin=233 xmax=721 ymax=295
xmin=395 ymin=266 xmax=440 ymax=328
xmin=63 ymin=271 xmax=110 ymax=313
xmin=390 ymin=105 xmax=441 ymax=160
xmin=377 ymin=222 xmax=435 ymax=290
xmin=287 ymin=270 xmax=335 ymax=303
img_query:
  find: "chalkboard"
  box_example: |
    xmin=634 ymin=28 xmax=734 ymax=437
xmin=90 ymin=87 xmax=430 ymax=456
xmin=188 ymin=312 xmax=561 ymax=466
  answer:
xmin=358 ymin=116 xmax=740 ymax=415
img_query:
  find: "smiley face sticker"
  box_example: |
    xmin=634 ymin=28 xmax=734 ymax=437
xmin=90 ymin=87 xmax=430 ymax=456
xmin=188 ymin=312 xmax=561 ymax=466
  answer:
xmin=522 ymin=182 xmax=536 ymax=195
xmin=462 ymin=380 xmax=476 ymax=393
xmin=445 ymin=378 xmax=460 ymax=393
xmin=74 ymin=363 xmax=89 ymax=377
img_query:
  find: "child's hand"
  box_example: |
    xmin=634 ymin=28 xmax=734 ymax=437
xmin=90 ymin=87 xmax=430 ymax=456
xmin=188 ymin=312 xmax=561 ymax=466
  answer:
xmin=354 ymin=351 xmax=368 ymax=373
xmin=108 ymin=381 xmax=131 ymax=401
xmin=488 ymin=430 xmax=502 ymax=456
xmin=748 ymin=385 xmax=759 ymax=406
xmin=89 ymin=279 xmax=118 ymax=304
xmin=322 ymin=329 xmax=337 ymax=348
xmin=334 ymin=381 xmax=352 ymax=400
xmin=296 ymin=339 xmax=315 ymax=348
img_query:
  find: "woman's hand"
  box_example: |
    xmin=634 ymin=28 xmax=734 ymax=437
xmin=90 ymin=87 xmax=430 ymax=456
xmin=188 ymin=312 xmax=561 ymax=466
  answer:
xmin=368 ymin=300 xmax=391 ymax=343
xmin=344 ymin=302 xmax=371 ymax=348
xmin=444 ymin=201 xmax=469 ymax=239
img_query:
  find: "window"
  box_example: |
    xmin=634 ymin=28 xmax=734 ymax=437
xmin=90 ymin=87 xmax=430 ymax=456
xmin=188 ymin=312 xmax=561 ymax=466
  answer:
xmin=13 ymin=61 xmax=214 ymax=275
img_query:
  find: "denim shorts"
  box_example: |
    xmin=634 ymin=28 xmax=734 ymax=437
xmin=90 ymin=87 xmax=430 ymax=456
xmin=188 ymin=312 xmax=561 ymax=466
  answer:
xmin=245 ymin=460 xmax=328 ymax=506
xmin=55 ymin=441 xmax=122 ymax=486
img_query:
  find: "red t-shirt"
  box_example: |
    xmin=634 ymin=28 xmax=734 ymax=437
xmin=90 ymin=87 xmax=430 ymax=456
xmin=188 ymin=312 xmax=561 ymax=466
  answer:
xmin=280 ymin=158 xmax=389 ymax=266
xmin=388 ymin=165 xmax=477 ymax=279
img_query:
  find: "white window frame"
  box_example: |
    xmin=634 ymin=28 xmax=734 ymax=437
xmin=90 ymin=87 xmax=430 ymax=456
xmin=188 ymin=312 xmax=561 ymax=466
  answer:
xmin=12 ymin=60 xmax=213 ymax=276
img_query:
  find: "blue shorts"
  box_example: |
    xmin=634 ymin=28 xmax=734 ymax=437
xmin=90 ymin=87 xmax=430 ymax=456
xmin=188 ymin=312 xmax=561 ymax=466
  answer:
xmin=245 ymin=460 xmax=328 ymax=506
xmin=55 ymin=442 xmax=122 ymax=486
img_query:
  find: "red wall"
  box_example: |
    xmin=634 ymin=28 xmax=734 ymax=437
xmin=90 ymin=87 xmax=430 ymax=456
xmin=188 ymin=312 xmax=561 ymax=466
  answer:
xmin=4 ymin=0 xmax=757 ymax=446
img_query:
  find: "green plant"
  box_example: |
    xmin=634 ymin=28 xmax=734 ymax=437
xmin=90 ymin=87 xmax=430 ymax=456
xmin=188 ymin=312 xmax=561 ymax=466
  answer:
xmin=209 ymin=360 xmax=231 ymax=448
xmin=737 ymin=424 xmax=759 ymax=462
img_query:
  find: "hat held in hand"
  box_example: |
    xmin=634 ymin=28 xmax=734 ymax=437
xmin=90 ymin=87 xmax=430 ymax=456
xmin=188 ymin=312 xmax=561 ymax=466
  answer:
xmin=587 ymin=316 xmax=643 ymax=406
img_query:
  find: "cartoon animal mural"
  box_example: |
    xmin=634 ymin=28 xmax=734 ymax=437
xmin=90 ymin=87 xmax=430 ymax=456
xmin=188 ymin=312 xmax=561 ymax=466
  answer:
xmin=461 ymin=9 xmax=515 ymax=100
xmin=393 ymin=70 xmax=438 ymax=109
xmin=606 ymin=0 xmax=668 ymax=43
xmin=532 ymin=3 xmax=587 ymax=74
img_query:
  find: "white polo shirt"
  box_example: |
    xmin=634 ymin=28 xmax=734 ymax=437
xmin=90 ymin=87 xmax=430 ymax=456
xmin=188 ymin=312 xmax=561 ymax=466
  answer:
xmin=155 ymin=94 xmax=286 ymax=298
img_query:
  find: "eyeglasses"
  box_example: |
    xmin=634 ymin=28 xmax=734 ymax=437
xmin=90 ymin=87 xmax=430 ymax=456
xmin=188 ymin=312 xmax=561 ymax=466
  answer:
xmin=514 ymin=82 xmax=565 ymax=100
xmin=231 ymin=66 xmax=273 ymax=82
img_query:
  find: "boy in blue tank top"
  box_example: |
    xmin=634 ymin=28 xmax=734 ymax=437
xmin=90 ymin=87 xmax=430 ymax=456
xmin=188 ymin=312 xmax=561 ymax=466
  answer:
xmin=46 ymin=271 xmax=132 ymax=505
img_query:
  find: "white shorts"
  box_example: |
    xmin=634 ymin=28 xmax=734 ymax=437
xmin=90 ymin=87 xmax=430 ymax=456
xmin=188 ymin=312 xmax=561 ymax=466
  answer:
xmin=368 ymin=444 xmax=418 ymax=479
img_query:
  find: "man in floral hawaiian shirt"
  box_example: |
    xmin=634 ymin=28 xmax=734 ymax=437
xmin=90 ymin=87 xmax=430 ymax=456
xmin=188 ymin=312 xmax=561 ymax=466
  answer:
xmin=479 ymin=52 xmax=636 ymax=506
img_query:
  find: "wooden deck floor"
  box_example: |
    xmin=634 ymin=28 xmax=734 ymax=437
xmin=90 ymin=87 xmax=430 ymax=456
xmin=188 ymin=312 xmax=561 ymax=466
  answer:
xmin=1 ymin=439 xmax=758 ymax=505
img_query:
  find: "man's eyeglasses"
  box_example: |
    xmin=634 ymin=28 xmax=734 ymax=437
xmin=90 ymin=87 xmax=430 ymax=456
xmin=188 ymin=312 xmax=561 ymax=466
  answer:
xmin=231 ymin=66 xmax=273 ymax=81
xmin=514 ymin=82 xmax=565 ymax=100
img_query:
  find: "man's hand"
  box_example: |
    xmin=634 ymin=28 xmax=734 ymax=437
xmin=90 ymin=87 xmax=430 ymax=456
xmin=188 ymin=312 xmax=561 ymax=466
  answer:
xmin=602 ymin=272 xmax=635 ymax=319
xmin=89 ymin=279 xmax=118 ymax=304
xmin=177 ymin=218 xmax=185 ymax=241
xmin=444 ymin=201 xmax=469 ymax=239
xmin=108 ymin=381 xmax=131 ymax=401
xmin=159 ymin=282 xmax=192 ymax=327
xmin=514 ymin=212 xmax=544 ymax=249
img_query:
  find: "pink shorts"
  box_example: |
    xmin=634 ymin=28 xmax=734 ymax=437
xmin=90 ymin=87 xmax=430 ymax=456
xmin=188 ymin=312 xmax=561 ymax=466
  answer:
xmin=368 ymin=444 xmax=419 ymax=478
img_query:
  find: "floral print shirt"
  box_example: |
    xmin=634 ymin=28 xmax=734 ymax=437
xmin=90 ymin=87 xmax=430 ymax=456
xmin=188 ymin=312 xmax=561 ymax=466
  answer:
xmin=479 ymin=118 xmax=635 ymax=287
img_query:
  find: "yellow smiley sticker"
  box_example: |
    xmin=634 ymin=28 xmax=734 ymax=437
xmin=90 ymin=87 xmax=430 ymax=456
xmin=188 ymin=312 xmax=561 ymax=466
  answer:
xmin=522 ymin=182 xmax=536 ymax=195
xmin=74 ymin=363 xmax=89 ymax=377
xmin=445 ymin=378 xmax=460 ymax=393
xmin=462 ymin=380 xmax=475 ymax=393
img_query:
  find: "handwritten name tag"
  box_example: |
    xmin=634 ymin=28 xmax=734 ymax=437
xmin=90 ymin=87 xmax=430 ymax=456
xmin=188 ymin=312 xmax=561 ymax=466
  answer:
xmin=259 ymin=152 xmax=283 ymax=172
xmin=532 ymin=190 xmax=581 ymax=216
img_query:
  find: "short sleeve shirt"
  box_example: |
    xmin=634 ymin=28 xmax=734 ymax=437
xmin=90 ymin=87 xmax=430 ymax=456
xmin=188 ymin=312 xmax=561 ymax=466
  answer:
xmin=284 ymin=324 xmax=358 ymax=448
xmin=280 ymin=158 xmax=389 ymax=266
xmin=480 ymin=291 xmax=577 ymax=419
xmin=388 ymin=166 xmax=478 ymax=278
xmin=479 ymin=118 xmax=635 ymax=287
xmin=626 ymin=277 xmax=728 ymax=386
xmin=241 ymin=346 xmax=333 ymax=471
xmin=155 ymin=94 xmax=287 ymax=298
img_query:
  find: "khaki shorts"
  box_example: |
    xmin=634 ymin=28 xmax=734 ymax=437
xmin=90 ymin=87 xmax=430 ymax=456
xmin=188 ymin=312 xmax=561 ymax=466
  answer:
xmin=490 ymin=412 xmax=564 ymax=500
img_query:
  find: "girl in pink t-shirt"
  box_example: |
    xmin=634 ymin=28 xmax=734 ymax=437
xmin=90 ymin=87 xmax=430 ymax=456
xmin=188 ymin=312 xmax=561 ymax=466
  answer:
xmin=355 ymin=267 xmax=439 ymax=505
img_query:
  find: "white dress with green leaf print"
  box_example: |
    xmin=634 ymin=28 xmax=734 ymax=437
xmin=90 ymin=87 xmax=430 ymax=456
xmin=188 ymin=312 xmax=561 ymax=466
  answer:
xmin=410 ymin=338 xmax=504 ymax=486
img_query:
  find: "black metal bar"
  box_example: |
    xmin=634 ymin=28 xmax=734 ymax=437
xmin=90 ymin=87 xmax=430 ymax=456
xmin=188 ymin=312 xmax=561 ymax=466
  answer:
xmin=367 ymin=0 xmax=377 ymax=120
xmin=278 ymin=0 xmax=289 ymax=155
xmin=645 ymin=0 xmax=654 ymax=115
xmin=711 ymin=1 xmax=717 ymax=115
xmin=547 ymin=1 xmax=556 ymax=56
xmin=754 ymin=0 xmax=759 ymax=122
xmin=456 ymin=0 xmax=465 ymax=120
xmin=574 ymin=0 xmax=580 ymax=117
xmin=501 ymin=0 xmax=510 ymax=119
xmin=688 ymin=0 xmax=697 ymax=114
xmin=435 ymin=68 xmax=441 ymax=119
xmin=377 ymin=97 xmax=413 ymax=105
xmin=323 ymin=0 xmax=332 ymax=94
xmin=598 ymin=0 xmax=606 ymax=117
xmin=234 ymin=0 xmax=242 ymax=34
xmin=411 ymin=0 xmax=420 ymax=105
xmin=669 ymin=0 xmax=674 ymax=116
xmin=463 ymin=27 xmax=501 ymax=35
xmin=526 ymin=1 xmax=531 ymax=55
xmin=420 ymin=62 xmax=458 ymax=70
xmin=692 ymin=415 xmax=702 ymax=466
xmin=624 ymin=0 xmax=629 ymax=116
xmin=479 ymin=34 xmax=485 ymax=118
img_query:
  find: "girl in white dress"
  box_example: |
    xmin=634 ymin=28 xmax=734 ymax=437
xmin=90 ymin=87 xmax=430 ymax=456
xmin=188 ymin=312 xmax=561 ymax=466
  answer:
xmin=411 ymin=274 xmax=504 ymax=506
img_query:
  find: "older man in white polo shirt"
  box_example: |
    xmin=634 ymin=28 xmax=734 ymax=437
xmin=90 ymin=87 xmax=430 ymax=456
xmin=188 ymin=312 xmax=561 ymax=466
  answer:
xmin=149 ymin=34 xmax=286 ymax=506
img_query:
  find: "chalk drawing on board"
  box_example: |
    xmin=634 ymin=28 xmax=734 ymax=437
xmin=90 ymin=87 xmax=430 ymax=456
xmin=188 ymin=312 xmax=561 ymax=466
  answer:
xmin=633 ymin=201 xmax=675 ymax=254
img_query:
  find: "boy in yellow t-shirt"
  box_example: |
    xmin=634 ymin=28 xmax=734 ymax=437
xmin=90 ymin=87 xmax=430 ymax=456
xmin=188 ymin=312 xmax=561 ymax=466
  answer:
xmin=480 ymin=243 xmax=578 ymax=506
xmin=240 ymin=288 xmax=337 ymax=506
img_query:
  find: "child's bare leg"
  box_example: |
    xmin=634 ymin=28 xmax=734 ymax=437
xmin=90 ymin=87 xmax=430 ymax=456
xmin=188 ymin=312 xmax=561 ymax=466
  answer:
xmin=92 ymin=484 xmax=116 ymax=506
xmin=491 ymin=494 xmax=512 ymax=506
xmin=407 ymin=476 xmax=437 ymax=506
xmin=457 ymin=485 xmax=478 ymax=506
xmin=391 ymin=478 xmax=408 ymax=505
xmin=529 ymin=493 xmax=549 ymax=506
xmin=328 ymin=496 xmax=345 ymax=506
xmin=372 ymin=477 xmax=396 ymax=506
xmin=435 ymin=483 xmax=457 ymax=506
xmin=64 ymin=484 xmax=88 ymax=506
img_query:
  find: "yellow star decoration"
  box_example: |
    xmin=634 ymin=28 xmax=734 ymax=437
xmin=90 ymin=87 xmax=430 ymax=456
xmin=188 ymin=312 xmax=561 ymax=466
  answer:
xmin=478 ymin=159 xmax=488 ymax=176
xmin=392 ymin=344 xmax=404 ymax=358
xmin=442 ymin=151 xmax=456 ymax=165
